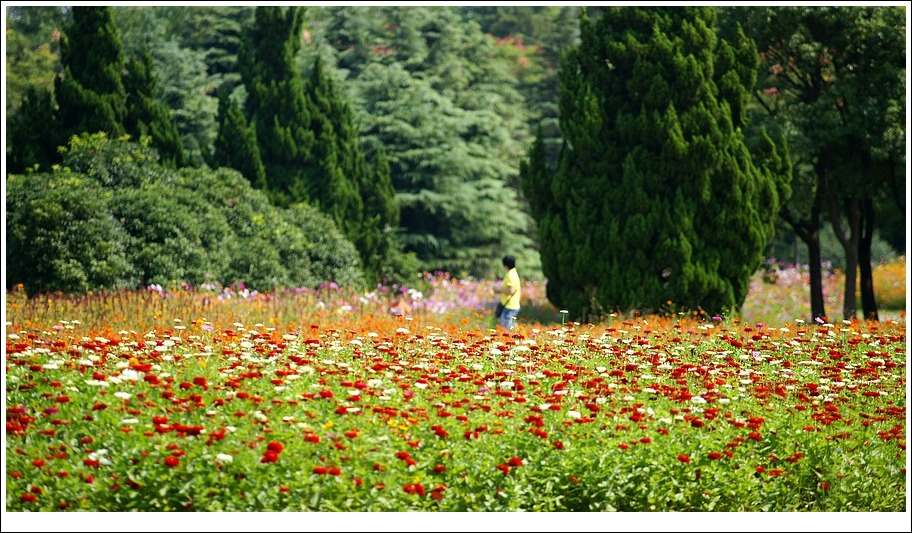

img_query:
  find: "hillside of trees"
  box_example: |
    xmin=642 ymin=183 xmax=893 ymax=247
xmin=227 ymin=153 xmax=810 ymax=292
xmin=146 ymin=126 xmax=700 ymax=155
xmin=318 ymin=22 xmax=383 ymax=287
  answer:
xmin=4 ymin=6 xmax=906 ymax=320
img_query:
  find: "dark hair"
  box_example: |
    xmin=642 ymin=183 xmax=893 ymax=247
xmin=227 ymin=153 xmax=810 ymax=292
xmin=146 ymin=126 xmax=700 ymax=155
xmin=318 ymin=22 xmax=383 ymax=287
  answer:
xmin=502 ymin=255 xmax=516 ymax=269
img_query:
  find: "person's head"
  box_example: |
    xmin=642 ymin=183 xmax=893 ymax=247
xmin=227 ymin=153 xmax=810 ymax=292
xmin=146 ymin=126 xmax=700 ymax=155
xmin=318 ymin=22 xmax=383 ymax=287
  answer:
xmin=502 ymin=255 xmax=516 ymax=270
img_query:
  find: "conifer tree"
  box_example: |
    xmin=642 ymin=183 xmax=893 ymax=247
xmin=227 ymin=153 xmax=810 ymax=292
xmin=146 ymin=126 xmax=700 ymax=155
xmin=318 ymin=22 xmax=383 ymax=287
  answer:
xmin=55 ymin=7 xmax=127 ymax=144
xmin=522 ymin=7 xmax=786 ymax=319
xmin=123 ymin=50 xmax=186 ymax=167
xmin=238 ymin=6 xmax=314 ymax=207
xmin=212 ymin=90 xmax=266 ymax=190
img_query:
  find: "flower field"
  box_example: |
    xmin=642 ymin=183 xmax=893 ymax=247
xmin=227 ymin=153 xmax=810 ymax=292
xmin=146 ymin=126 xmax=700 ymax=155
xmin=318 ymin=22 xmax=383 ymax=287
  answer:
xmin=3 ymin=269 xmax=908 ymax=521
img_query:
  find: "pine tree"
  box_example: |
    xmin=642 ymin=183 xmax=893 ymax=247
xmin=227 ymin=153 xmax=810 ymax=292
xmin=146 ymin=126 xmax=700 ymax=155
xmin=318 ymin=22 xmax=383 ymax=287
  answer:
xmin=238 ymin=6 xmax=315 ymax=207
xmin=522 ymin=7 xmax=786 ymax=319
xmin=122 ymin=50 xmax=186 ymax=167
xmin=303 ymin=7 xmax=541 ymax=278
xmin=7 ymin=87 xmax=58 ymax=173
xmin=55 ymin=7 xmax=127 ymax=144
xmin=212 ymin=90 xmax=266 ymax=189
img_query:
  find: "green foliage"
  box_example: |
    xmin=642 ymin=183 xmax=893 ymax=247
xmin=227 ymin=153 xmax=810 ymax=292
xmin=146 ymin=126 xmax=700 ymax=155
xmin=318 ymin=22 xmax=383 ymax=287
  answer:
xmin=302 ymin=7 xmax=542 ymax=279
xmin=55 ymin=7 xmax=128 ymax=142
xmin=727 ymin=6 xmax=906 ymax=320
xmin=4 ymin=6 xmax=65 ymax=117
xmin=238 ymin=6 xmax=315 ymax=206
xmin=6 ymin=171 xmax=135 ymax=295
xmin=212 ymin=90 xmax=267 ymax=189
xmin=6 ymin=133 xmax=365 ymax=295
xmin=523 ymin=7 xmax=786 ymax=319
xmin=6 ymin=86 xmax=58 ymax=174
xmin=122 ymin=50 xmax=186 ymax=167
xmin=114 ymin=7 xmax=220 ymax=167
xmin=158 ymin=6 xmax=255 ymax=95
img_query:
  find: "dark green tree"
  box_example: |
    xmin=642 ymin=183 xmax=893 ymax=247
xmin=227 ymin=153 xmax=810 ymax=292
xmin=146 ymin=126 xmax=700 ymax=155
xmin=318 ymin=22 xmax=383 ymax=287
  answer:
xmin=159 ymin=6 xmax=255 ymax=95
xmin=238 ymin=6 xmax=315 ymax=207
xmin=522 ymin=7 xmax=788 ymax=320
xmin=6 ymin=171 xmax=135 ymax=296
xmin=55 ymin=7 xmax=127 ymax=145
xmin=303 ymin=55 xmax=401 ymax=283
xmin=302 ymin=7 xmax=542 ymax=278
xmin=727 ymin=6 xmax=906 ymax=321
xmin=6 ymin=86 xmax=58 ymax=173
xmin=212 ymin=90 xmax=267 ymax=189
xmin=6 ymin=132 xmax=365 ymax=295
xmin=122 ymin=49 xmax=186 ymax=167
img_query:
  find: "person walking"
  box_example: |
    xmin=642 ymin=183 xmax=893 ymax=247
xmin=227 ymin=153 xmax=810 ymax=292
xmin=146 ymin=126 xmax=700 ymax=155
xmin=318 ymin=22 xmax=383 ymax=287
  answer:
xmin=493 ymin=255 xmax=521 ymax=331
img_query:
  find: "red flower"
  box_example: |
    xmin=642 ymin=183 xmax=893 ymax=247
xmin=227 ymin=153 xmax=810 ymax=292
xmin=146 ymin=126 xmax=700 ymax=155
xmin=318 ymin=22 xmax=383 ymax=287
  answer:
xmin=507 ymin=456 xmax=524 ymax=467
xmin=261 ymin=450 xmax=279 ymax=464
xmin=329 ymin=467 xmax=342 ymax=476
xmin=496 ymin=463 xmax=510 ymax=475
xmin=748 ymin=432 xmax=762 ymax=441
xmin=20 ymin=493 xmax=36 ymax=503
xmin=639 ymin=437 xmax=652 ymax=444
xmin=267 ymin=441 xmax=284 ymax=453
xmin=313 ymin=466 xmax=329 ymax=475
xmin=768 ymin=469 xmax=784 ymax=477
xmin=433 ymin=465 xmax=447 ymax=473
xmin=618 ymin=443 xmax=629 ymax=450
xmin=395 ymin=451 xmax=411 ymax=460
xmin=553 ymin=441 xmax=564 ymax=450
xmin=344 ymin=430 xmax=359 ymax=439
xmin=819 ymin=481 xmax=831 ymax=491
xmin=32 ymin=459 xmax=46 ymax=468
xmin=279 ymin=486 xmax=290 ymax=493
xmin=707 ymin=452 xmax=723 ymax=461
xmin=755 ymin=466 xmax=766 ymax=473
xmin=165 ymin=456 xmax=180 ymax=468
xmin=304 ymin=434 xmax=320 ymax=444
xmin=677 ymin=454 xmax=691 ymax=464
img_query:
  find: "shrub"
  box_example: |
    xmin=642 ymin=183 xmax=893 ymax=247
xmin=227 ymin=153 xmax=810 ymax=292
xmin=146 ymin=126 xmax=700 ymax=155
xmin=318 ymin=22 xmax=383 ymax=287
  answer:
xmin=6 ymin=171 xmax=135 ymax=295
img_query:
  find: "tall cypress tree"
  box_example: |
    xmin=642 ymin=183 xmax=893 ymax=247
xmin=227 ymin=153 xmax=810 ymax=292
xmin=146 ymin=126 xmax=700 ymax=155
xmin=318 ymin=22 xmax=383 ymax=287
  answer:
xmin=238 ymin=6 xmax=315 ymax=207
xmin=55 ymin=7 xmax=127 ymax=145
xmin=122 ymin=50 xmax=186 ymax=167
xmin=522 ymin=7 xmax=787 ymax=319
xmin=7 ymin=87 xmax=58 ymax=173
xmin=212 ymin=90 xmax=266 ymax=190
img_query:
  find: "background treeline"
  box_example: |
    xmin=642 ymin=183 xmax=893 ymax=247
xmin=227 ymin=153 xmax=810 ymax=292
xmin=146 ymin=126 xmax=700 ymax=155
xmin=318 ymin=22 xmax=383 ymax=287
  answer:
xmin=5 ymin=6 xmax=906 ymax=321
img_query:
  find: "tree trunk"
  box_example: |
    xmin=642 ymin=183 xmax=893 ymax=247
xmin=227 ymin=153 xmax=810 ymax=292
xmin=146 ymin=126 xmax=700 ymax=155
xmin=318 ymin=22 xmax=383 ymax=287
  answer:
xmin=858 ymin=196 xmax=879 ymax=321
xmin=781 ymin=181 xmax=827 ymax=322
xmin=828 ymin=191 xmax=861 ymax=321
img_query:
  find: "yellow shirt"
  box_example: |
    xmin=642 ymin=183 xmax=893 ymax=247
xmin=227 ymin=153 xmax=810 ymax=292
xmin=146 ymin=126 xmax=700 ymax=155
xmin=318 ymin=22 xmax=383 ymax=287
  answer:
xmin=501 ymin=268 xmax=521 ymax=310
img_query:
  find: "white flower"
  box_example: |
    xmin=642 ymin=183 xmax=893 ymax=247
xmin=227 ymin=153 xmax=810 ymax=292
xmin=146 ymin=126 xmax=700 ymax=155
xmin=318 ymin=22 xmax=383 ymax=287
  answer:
xmin=567 ymin=411 xmax=582 ymax=419
xmin=121 ymin=418 xmax=139 ymax=425
xmin=216 ymin=454 xmax=233 ymax=463
xmin=114 ymin=392 xmax=132 ymax=400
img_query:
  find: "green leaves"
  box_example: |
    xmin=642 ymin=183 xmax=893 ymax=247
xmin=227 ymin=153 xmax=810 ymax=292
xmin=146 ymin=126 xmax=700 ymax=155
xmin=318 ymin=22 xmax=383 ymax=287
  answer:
xmin=524 ymin=7 xmax=782 ymax=320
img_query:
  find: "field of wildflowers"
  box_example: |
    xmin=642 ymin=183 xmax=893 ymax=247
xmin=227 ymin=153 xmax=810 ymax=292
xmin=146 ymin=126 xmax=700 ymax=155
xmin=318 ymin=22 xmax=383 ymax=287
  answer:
xmin=3 ymin=258 xmax=907 ymax=522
